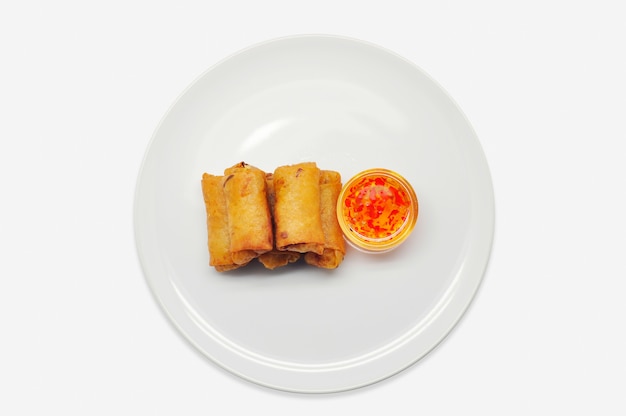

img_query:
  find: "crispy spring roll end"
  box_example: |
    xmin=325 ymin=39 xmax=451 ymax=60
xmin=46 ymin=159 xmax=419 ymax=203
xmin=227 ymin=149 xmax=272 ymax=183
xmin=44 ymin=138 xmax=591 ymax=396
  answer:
xmin=258 ymin=251 xmax=301 ymax=270
xmin=215 ymin=263 xmax=249 ymax=272
xmin=304 ymin=249 xmax=344 ymax=269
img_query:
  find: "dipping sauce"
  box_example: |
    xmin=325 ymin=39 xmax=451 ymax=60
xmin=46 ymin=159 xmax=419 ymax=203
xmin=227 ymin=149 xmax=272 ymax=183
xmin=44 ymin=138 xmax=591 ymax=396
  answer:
xmin=337 ymin=169 xmax=418 ymax=253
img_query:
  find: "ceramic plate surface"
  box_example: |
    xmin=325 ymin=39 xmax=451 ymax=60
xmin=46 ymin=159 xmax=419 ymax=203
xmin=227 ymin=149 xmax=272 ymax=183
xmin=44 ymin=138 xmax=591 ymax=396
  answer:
xmin=134 ymin=35 xmax=494 ymax=393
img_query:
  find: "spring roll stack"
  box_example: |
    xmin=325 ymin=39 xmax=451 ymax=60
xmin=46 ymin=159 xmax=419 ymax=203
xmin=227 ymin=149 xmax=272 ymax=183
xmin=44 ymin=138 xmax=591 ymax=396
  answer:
xmin=201 ymin=162 xmax=345 ymax=272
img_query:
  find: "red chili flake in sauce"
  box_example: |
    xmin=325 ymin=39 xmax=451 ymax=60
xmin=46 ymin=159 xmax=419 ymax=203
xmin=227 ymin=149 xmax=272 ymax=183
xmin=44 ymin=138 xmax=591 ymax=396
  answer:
xmin=343 ymin=175 xmax=411 ymax=240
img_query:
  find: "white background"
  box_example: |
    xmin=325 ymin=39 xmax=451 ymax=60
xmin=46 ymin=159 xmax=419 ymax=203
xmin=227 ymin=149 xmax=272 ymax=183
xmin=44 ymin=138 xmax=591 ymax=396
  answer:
xmin=1 ymin=1 xmax=625 ymax=414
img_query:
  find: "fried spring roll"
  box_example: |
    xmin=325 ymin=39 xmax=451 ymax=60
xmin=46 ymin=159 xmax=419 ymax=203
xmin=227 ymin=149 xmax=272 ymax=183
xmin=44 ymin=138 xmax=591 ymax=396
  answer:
xmin=273 ymin=162 xmax=325 ymax=255
xmin=258 ymin=173 xmax=301 ymax=269
xmin=304 ymin=170 xmax=345 ymax=269
xmin=201 ymin=173 xmax=247 ymax=272
xmin=222 ymin=163 xmax=273 ymax=264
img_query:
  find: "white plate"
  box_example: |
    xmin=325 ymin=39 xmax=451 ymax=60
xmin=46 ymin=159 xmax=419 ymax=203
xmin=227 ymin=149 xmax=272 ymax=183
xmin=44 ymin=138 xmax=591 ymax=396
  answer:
xmin=134 ymin=35 xmax=494 ymax=393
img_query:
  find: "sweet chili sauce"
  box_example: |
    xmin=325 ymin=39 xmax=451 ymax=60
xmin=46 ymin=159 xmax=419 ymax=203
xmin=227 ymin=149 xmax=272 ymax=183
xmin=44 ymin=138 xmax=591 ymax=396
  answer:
xmin=337 ymin=169 xmax=418 ymax=253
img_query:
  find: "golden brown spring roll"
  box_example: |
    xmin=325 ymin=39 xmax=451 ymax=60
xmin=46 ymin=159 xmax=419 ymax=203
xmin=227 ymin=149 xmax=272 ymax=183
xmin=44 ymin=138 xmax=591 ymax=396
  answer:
xmin=222 ymin=163 xmax=273 ymax=264
xmin=304 ymin=170 xmax=345 ymax=269
xmin=258 ymin=173 xmax=301 ymax=269
xmin=201 ymin=173 xmax=247 ymax=272
xmin=273 ymin=162 xmax=325 ymax=255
